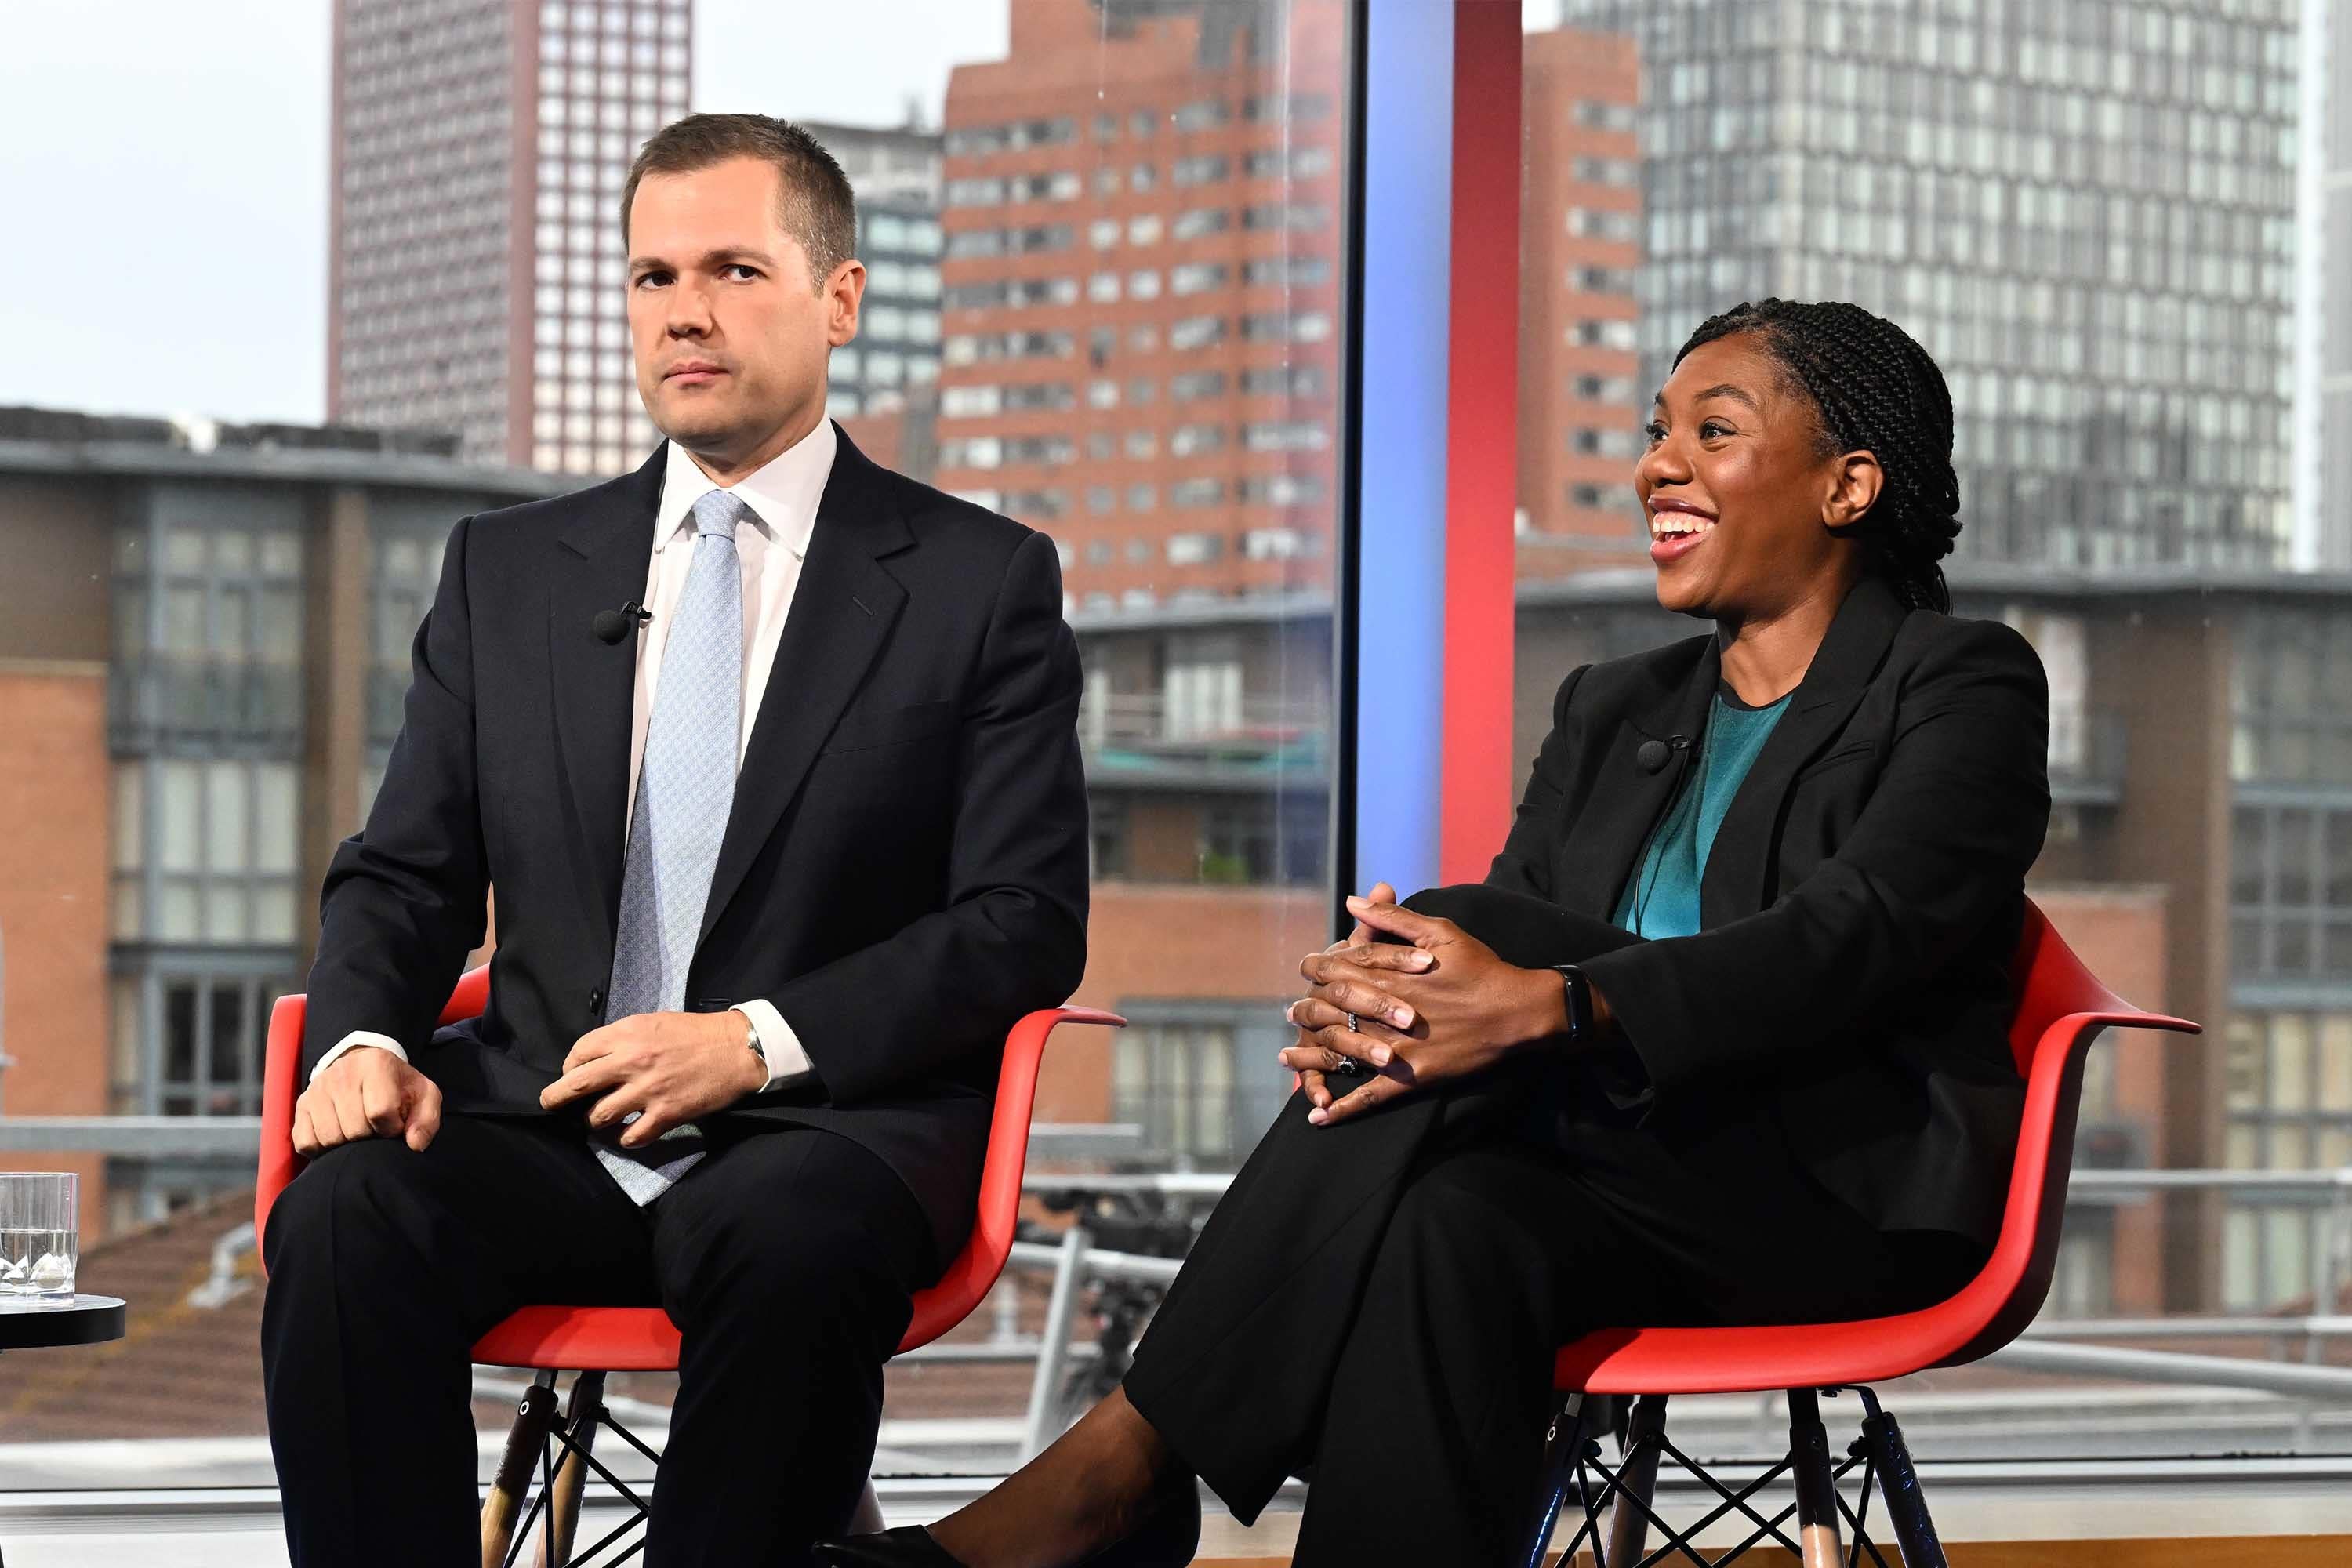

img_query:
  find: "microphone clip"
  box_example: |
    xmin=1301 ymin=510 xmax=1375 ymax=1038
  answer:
xmin=591 ymin=601 xmax=654 ymax=645
xmin=1635 ymin=734 xmax=1693 ymax=775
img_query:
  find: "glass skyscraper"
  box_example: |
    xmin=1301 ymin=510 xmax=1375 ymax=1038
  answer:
xmin=1566 ymin=0 xmax=2299 ymax=570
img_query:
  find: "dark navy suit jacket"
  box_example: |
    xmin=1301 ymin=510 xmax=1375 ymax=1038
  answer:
xmin=302 ymin=427 xmax=1091 ymax=1268
xmin=1487 ymin=575 xmax=2050 ymax=1247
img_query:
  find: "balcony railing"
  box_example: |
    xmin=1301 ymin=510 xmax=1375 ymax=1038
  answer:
xmin=1079 ymin=692 xmax=1328 ymax=783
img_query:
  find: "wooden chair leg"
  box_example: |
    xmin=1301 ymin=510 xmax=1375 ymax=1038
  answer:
xmin=1604 ymin=1393 xmax=1668 ymax=1566
xmin=1787 ymin=1388 xmax=1844 ymax=1568
xmin=1857 ymin=1390 xmax=1947 ymax=1568
xmin=483 ymin=1372 xmax=561 ymax=1568
xmin=533 ymin=1370 xmax=604 ymax=1568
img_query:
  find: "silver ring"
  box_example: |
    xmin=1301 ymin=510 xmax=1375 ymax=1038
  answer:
xmin=1345 ymin=1011 xmax=1361 ymax=1033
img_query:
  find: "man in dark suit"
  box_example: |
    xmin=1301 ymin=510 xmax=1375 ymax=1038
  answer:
xmin=260 ymin=114 xmax=1088 ymax=1566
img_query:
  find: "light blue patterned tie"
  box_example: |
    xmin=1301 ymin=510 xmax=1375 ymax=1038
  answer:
xmin=593 ymin=488 xmax=748 ymax=1202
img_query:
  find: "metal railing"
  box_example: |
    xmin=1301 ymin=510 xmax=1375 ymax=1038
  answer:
xmin=122 ymin=1143 xmax=2352 ymax=1465
xmin=1078 ymin=692 xmax=1326 ymax=756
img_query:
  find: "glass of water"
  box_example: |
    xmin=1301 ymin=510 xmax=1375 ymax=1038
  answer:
xmin=0 ymin=1174 xmax=78 ymax=1298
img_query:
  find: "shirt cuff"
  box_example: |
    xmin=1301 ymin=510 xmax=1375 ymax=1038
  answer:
xmin=310 ymin=1032 xmax=409 ymax=1083
xmin=732 ymin=1000 xmax=812 ymax=1091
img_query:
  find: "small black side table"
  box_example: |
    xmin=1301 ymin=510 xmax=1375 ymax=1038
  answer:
xmin=0 ymin=1296 xmax=128 ymax=1566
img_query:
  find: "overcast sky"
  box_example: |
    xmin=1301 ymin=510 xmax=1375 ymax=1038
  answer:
xmin=0 ymin=0 xmax=1009 ymax=426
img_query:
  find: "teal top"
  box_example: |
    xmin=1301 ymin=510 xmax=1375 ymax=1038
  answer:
xmin=1610 ymin=685 xmax=1792 ymax=939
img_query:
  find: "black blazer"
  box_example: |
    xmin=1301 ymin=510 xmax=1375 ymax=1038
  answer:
xmin=1489 ymin=575 xmax=2049 ymax=1247
xmin=303 ymin=428 xmax=1091 ymax=1265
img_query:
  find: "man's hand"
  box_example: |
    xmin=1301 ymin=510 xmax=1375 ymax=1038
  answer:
xmin=293 ymin=1046 xmax=444 ymax=1156
xmin=1280 ymin=894 xmax=1570 ymax=1127
xmin=539 ymin=1011 xmax=768 ymax=1146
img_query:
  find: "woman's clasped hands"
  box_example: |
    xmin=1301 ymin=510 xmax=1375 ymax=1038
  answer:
xmin=1280 ymin=884 xmax=1572 ymax=1127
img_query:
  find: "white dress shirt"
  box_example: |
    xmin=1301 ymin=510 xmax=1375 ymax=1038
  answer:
xmin=313 ymin=421 xmax=840 ymax=1093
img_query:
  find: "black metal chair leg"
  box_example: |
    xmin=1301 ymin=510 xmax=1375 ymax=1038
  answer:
xmin=1788 ymin=1388 xmax=1845 ymax=1568
xmin=1856 ymin=1389 xmax=1947 ymax=1568
xmin=535 ymin=1370 xmax=604 ymax=1568
xmin=1521 ymin=1392 xmax=1607 ymax=1568
xmin=1604 ymin=1393 xmax=1668 ymax=1566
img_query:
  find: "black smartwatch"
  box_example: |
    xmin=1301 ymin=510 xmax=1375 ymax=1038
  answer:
xmin=1551 ymin=964 xmax=1595 ymax=1046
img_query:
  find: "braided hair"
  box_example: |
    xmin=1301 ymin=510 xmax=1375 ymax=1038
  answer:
xmin=1673 ymin=299 xmax=1962 ymax=614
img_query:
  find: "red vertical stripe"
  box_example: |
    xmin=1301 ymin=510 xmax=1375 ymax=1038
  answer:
xmin=1439 ymin=2 xmax=1521 ymax=884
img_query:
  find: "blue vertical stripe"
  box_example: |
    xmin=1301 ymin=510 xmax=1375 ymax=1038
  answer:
xmin=1351 ymin=0 xmax=1452 ymax=899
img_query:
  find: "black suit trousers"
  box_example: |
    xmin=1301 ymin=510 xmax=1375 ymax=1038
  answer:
xmin=1120 ymin=887 xmax=1984 ymax=1568
xmin=260 ymin=1115 xmax=933 ymax=1568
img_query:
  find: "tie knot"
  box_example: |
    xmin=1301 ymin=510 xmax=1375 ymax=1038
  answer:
xmin=690 ymin=488 xmax=749 ymax=542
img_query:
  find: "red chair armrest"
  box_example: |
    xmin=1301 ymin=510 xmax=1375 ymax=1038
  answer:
xmin=252 ymin=965 xmax=493 ymax=1266
xmin=254 ymin=993 xmax=310 ymax=1252
xmin=899 ymin=1006 xmax=1124 ymax=1353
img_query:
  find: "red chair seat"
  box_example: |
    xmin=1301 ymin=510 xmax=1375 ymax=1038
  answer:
xmin=1552 ymin=898 xmax=2198 ymax=1399
xmin=255 ymin=972 xmax=1123 ymax=1370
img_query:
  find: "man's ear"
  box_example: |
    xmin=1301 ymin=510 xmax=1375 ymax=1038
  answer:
xmin=826 ymin=260 xmax=866 ymax=347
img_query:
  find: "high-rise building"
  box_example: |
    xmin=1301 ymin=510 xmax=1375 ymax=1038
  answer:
xmin=1518 ymin=24 xmax=1648 ymax=575
xmin=935 ymin=0 xmax=1347 ymax=612
xmin=1566 ymin=0 xmax=2299 ymax=572
xmin=328 ymin=0 xmax=691 ymax=475
xmin=2310 ymin=0 xmax=2352 ymax=569
xmin=805 ymin=121 xmax=948 ymax=429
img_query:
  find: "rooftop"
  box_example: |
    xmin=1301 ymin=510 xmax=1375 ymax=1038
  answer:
xmin=0 ymin=404 xmax=564 ymax=498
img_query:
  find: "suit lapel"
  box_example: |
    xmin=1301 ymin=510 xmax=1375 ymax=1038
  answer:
xmin=1700 ymin=575 xmax=1911 ymax=924
xmin=1552 ymin=636 xmax=1718 ymax=923
xmin=547 ymin=449 xmax=666 ymax=948
xmin=698 ymin=428 xmax=913 ymax=944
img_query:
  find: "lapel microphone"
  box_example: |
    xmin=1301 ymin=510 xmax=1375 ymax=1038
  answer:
xmin=591 ymin=602 xmax=653 ymax=645
xmin=1635 ymin=735 xmax=1692 ymax=775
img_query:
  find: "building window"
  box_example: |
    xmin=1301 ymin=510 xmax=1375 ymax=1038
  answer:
xmin=1113 ymin=1005 xmax=1290 ymax=1168
xmin=1171 ymin=154 xmax=1230 ymax=187
xmin=2231 ymin=608 xmax=2352 ymax=783
xmin=1169 ymin=423 xmax=1225 ymax=457
xmin=2230 ymin=807 xmax=2352 ymax=982
xmin=1171 ymin=98 xmax=1229 ymax=132
xmin=1165 ymin=530 xmax=1224 ymax=565
xmin=1169 ymin=315 xmax=1225 ymax=351
xmin=2221 ymin=1011 xmax=2352 ymax=1309
xmin=151 ymin=971 xmax=293 ymax=1116
xmin=1571 ymin=426 xmax=1642 ymax=459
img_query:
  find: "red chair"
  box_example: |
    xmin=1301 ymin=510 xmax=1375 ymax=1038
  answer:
xmin=1520 ymin=898 xmax=2199 ymax=1568
xmin=255 ymin=966 xmax=1122 ymax=1567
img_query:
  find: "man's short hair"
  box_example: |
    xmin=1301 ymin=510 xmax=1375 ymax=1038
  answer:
xmin=621 ymin=113 xmax=857 ymax=292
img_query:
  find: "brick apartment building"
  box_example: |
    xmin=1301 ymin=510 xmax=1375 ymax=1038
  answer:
xmin=1518 ymin=24 xmax=1650 ymax=575
xmin=0 ymin=408 xmax=555 ymax=1234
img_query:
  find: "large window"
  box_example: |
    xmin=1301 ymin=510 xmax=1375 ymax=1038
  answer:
xmin=0 ymin=0 xmax=1355 ymax=1502
xmin=1518 ymin=0 xmax=2343 ymax=1493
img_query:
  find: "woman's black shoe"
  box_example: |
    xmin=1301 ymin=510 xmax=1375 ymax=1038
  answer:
xmin=814 ymin=1482 xmax=1200 ymax=1568
xmin=813 ymin=1526 xmax=964 ymax=1566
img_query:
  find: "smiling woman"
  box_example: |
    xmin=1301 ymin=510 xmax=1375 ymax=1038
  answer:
xmin=818 ymin=296 xmax=2057 ymax=1568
